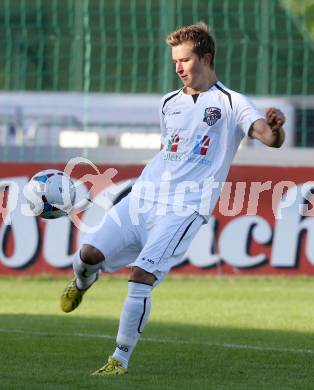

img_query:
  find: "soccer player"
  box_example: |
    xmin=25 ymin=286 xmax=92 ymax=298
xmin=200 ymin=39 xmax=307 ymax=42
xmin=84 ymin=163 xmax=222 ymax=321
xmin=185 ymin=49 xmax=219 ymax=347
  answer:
xmin=60 ymin=22 xmax=285 ymax=375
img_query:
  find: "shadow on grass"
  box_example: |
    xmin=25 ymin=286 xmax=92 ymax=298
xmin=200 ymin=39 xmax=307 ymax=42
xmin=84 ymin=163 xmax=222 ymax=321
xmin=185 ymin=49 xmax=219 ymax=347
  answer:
xmin=0 ymin=313 xmax=314 ymax=390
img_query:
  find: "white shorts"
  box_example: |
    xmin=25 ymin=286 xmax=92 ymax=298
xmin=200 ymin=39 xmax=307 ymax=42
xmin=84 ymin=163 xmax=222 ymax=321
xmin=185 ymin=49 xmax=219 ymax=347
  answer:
xmin=82 ymin=194 xmax=205 ymax=282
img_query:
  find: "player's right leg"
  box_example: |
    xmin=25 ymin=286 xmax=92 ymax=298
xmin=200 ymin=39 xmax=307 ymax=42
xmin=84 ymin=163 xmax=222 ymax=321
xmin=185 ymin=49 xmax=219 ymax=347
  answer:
xmin=60 ymin=245 xmax=104 ymax=313
xmin=60 ymin=194 xmax=138 ymax=313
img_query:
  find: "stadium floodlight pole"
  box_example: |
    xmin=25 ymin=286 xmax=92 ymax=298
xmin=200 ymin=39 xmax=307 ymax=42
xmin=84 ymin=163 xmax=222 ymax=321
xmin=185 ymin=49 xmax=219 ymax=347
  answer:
xmin=257 ymin=0 xmax=270 ymax=94
xmin=72 ymin=1 xmax=84 ymax=91
xmin=159 ymin=0 xmax=175 ymax=92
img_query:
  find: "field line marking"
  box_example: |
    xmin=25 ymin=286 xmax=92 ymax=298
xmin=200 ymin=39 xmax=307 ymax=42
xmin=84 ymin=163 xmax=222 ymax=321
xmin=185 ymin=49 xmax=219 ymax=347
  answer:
xmin=0 ymin=327 xmax=313 ymax=355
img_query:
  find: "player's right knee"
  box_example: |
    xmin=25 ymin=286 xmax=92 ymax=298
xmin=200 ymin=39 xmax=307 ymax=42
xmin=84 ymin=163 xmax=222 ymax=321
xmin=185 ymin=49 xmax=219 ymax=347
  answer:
xmin=80 ymin=244 xmax=105 ymax=265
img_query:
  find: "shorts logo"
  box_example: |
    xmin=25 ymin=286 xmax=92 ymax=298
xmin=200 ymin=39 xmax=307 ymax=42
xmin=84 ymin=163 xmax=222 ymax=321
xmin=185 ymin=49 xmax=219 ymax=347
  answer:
xmin=193 ymin=135 xmax=210 ymax=156
xmin=166 ymin=131 xmax=180 ymax=152
xmin=203 ymin=107 xmax=221 ymax=126
xmin=142 ymin=257 xmax=155 ymax=264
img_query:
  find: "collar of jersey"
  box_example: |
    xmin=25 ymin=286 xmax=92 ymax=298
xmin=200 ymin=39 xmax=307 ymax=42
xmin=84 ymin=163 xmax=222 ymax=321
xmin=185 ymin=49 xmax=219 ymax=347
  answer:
xmin=181 ymin=82 xmax=218 ymax=97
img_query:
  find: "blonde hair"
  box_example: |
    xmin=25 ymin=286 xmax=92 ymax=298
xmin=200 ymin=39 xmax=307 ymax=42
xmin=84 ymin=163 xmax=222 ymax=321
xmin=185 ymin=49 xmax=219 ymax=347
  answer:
xmin=166 ymin=22 xmax=216 ymax=68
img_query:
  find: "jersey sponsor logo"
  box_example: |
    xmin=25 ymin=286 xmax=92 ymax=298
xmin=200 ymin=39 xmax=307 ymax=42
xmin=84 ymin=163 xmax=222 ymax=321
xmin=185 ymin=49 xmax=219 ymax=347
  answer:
xmin=163 ymin=152 xmax=182 ymax=162
xmin=166 ymin=131 xmax=180 ymax=152
xmin=203 ymin=107 xmax=221 ymax=126
xmin=193 ymin=135 xmax=210 ymax=156
xmin=187 ymin=155 xmax=211 ymax=165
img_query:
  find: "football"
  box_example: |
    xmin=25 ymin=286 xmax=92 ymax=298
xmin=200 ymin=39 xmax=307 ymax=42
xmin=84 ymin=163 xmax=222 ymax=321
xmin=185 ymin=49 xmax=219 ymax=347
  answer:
xmin=25 ymin=169 xmax=76 ymax=219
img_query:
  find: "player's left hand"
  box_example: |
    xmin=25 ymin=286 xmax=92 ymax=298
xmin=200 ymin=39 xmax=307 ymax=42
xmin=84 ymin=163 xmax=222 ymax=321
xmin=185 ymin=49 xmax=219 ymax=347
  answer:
xmin=266 ymin=108 xmax=285 ymax=131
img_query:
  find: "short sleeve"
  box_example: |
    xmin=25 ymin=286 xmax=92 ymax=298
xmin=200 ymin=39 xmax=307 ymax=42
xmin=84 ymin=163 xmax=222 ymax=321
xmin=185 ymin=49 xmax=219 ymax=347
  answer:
xmin=233 ymin=93 xmax=264 ymax=137
xmin=159 ymin=97 xmax=167 ymax=145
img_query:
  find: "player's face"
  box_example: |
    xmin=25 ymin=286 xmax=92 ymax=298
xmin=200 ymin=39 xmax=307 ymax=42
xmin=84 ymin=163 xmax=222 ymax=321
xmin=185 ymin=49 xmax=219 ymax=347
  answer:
xmin=172 ymin=41 xmax=210 ymax=92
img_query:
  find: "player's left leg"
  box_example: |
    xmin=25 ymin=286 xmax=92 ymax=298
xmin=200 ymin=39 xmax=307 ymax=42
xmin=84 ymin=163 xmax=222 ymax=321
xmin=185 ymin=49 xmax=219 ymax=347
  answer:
xmin=92 ymin=211 xmax=205 ymax=375
xmin=92 ymin=266 xmax=155 ymax=376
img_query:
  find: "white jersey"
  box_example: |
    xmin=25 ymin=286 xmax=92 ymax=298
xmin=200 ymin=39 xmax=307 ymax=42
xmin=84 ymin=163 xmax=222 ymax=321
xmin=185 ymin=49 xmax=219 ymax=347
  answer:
xmin=131 ymin=81 xmax=263 ymax=218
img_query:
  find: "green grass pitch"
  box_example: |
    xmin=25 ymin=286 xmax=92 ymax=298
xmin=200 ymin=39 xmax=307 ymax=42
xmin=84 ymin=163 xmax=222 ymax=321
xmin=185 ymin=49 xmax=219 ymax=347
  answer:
xmin=1 ymin=275 xmax=314 ymax=390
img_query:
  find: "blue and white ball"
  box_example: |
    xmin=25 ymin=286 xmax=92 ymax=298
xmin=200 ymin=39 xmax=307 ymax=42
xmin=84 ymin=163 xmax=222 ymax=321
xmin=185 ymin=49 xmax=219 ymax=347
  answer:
xmin=25 ymin=169 xmax=76 ymax=219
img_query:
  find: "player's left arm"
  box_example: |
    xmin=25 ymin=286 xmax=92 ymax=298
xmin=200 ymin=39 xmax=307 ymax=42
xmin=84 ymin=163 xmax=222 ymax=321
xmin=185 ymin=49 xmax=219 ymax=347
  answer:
xmin=249 ymin=108 xmax=285 ymax=148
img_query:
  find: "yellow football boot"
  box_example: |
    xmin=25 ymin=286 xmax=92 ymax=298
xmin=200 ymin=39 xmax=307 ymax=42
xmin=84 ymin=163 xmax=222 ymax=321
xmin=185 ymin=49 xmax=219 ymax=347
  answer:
xmin=60 ymin=278 xmax=88 ymax=313
xmin=92 ymin=356 xmax=128 ymax=376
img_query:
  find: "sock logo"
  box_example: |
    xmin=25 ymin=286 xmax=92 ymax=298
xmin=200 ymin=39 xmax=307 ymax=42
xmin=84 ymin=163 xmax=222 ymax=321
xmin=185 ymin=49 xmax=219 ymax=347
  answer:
xmin=117 ymin=344 xmax=129 ymax=353
xmin=81 ymin=267 xmax=88 ymax=278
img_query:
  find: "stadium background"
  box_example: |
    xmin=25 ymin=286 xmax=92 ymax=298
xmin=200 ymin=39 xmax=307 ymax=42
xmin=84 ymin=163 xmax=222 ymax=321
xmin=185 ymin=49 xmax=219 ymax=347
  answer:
xmin=0 ymin=0 xmax=314 ymax=275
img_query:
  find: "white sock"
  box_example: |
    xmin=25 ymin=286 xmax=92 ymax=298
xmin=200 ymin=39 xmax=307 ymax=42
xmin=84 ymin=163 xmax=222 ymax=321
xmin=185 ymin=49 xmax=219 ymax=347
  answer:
xmin=112 ymin=281 xmax=152 ymax=368
xmin=73 ymin=251 xmax=101 ymax=290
